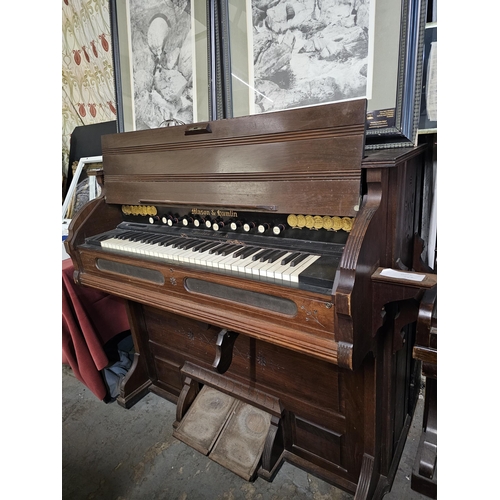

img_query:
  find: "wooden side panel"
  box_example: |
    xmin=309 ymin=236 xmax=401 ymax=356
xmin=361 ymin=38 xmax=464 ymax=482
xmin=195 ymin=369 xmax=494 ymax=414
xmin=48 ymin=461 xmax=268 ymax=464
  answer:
xmin=290 ymin=414 xmax=344 ymax=468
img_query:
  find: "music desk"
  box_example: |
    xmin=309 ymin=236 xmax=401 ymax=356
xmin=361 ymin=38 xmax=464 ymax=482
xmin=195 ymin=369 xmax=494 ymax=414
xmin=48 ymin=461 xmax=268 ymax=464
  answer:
xmin=62 ymin=258 xmax=130 ymax=400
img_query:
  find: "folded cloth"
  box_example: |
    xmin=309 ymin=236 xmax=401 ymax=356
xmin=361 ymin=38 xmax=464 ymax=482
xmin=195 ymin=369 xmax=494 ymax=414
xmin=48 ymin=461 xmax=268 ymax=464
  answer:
xmin=103 ymin=350 xmax=134 ymax=400
xmin=62 ymin=258 xmax=130 ymax=400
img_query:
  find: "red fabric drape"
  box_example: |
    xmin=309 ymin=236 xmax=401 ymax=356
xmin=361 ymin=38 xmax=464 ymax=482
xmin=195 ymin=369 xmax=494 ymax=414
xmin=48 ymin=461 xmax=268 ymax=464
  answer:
xmin=62 ymin=258 xmax=129 ymax=400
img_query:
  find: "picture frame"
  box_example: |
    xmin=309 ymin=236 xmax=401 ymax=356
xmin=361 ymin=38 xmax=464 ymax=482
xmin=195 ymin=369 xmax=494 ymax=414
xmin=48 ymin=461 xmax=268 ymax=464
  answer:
xmin=110 ymin=0 xmax=426 ymax=148
xmin=364 ymin=0 xmax=427 ymax=148
xmin=221 ymin=0 xmax=377 ymax=118
xmin=62 ymin=156 xmax=104 ymax=259
xmin=62 ymin=156 xmax=104 ymax=221
xmin=110 ymin=0 xmax=211 ymax=132
xmin=417 ymin=22 xmax=437 ymax=134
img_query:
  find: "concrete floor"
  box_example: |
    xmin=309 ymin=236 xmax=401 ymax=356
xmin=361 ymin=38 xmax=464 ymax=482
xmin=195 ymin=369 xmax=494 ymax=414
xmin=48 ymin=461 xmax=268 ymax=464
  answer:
xmin=62 ymin=364 xmax=431 ymax=500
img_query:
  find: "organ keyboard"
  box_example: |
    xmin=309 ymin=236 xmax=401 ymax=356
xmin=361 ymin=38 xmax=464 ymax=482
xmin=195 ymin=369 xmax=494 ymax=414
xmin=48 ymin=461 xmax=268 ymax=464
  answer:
xmin=65 ymin=100 xmax=437 ymax=499
xmin=83 ymin=216 xmax=344 ymax=290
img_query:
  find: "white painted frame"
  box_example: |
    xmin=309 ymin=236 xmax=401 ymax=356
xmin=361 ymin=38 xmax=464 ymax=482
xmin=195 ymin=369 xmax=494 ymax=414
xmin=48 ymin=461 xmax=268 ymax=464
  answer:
xmin=62 ymin=155 xmax=103 ymax=221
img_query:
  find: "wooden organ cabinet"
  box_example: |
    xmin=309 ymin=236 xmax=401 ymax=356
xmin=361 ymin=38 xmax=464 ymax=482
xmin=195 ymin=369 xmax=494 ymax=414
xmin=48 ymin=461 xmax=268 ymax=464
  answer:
xmin=66 ymin=100 xmax=437 ymax=499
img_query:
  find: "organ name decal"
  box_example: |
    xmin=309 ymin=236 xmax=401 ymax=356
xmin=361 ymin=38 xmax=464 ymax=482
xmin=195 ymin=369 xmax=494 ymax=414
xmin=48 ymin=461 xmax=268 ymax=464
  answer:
xmin=191 ymin=208 xmax=238 ymax=218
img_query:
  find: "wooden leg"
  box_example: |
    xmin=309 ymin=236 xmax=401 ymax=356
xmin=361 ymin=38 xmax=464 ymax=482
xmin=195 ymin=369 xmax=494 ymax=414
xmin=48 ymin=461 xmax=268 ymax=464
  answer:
xmin=259 ymin=415 xmax=285 ymax=481
xmin=116 ymin=352 xmax=151 ymax=409
xmin=116 ymin=301 xmax=153 ymax=409
xmin=174 ymin=376 xmax=200 ymax=427
xmin=411 ymin=377 xmax=437 ymax=498
xmin=354 ymin=454 xmax=380 ymax=500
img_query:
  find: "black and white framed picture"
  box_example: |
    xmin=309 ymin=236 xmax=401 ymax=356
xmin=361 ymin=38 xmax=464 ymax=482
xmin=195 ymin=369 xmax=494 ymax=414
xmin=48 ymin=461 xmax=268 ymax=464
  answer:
xmin=223 ymin=0 xmax=376 ymax=117
xmin=110 ymin=0 xmax=426 ymax=147
xmin=111 ymin=0 xmax=211 ymax=131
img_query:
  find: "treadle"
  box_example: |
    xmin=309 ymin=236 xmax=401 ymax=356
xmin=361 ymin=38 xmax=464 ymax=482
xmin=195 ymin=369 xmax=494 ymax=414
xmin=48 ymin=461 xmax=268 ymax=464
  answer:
xmin=210 ymin=401 xmax=272 ymax=480
xmin=173 ymin=386 xmax=238 ymax=455
xmin=173 ymin=385 xmax=272 ymax=480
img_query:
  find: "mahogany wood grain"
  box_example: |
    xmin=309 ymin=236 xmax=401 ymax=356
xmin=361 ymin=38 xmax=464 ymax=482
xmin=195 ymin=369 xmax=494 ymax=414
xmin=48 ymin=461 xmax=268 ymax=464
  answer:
xmin=66 ymin=100 xmax=436 ymax=499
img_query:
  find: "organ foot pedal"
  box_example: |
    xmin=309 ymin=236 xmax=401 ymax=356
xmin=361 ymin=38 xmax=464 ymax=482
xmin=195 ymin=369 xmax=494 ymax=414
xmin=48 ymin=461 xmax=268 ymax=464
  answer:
xmin=173 ymin=363 xmax=283 ymax=481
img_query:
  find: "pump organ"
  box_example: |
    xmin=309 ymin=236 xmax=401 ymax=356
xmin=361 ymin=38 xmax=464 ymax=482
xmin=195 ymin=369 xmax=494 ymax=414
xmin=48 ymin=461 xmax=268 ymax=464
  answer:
xmin=66 ymin=99 xmax=437 ymax=499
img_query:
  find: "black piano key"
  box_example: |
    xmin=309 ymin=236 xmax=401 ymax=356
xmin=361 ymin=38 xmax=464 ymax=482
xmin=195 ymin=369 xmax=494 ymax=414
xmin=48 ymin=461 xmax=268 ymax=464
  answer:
xmin=158 ymin=236 xmax=178 ymax=246
xmin=175 ymin=239 xmax=195 ymax=249
xmin=190 ymin=240 xmax=211 ymax=252
xmin=142 ymin=234 xmax=163 ymax=243
xmin=258 ymin=249 xmax=278 ymax=262
xmin=281 ymin=252 xmax=301 ymax=265
xmin=289 ymin=253 xmax=309 ymax=267
xmin=180 ymin=239 xmax=201 ymax=250
xmin=147 ymin=235 xmax=168 ymax=244
xmin=85 ymin=232 xmax=111 ymax=246
xmin=233 ymin=246 xmax=250 ymax=258
xmin=172 ymin=238 xmax=188 ymax=249
xmin=213 ymin=244 xmax=236 ymax=255
xmin=127 ymin=231 xmax=144 ymax=242
xmin=96 ymin=232 xmax=114 ymax=241
xmin=267 ymin=250 xmax=287 ymax=263
xmin=209 ymin=243 xmax=230 ymax=255
xmin=116 ymin=231 xmax=136 ymax=240
xmin=251 ymin=249 xmax=269 ymax=261
xmin=109 ymin=232 xmax=127 ymax=241
xmin=162 ymin=237 xmax=185 ymax=247
xmin=221 ymin=244 xmax=243 ymax=256
xmin=195 ymin=241 xmax=218 ymax=253
xmin=237 ymin=247 xmax=259 ymax=259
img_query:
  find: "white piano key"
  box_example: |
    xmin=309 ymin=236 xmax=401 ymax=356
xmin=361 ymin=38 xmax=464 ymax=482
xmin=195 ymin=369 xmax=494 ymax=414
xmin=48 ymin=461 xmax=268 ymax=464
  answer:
xmin=242 ymin=254 xmax=271 ymax=275
xmin=269 ymin=255 xmax=300 ymax=281
xmin=251 ymin=258 xmax=273 ymax=275
xmin=273 ymin=254 xmax=317 ymax=281
xmin=135 ymin=240 xmax=157 ymax=255
xmin=143 ymin=242 xmax=164 ymax=257
xmin=218 ymin=254 xmax=236 ymax=270
xmin=288 ymin=255 xmax=321 ymax=282
xmin=177 ymin=243 xmax=205 ymax=263
xmin=231 ymin=249 xmax=262 ymax=273
xmin=259 ymin=253 xmax=293 ymax=277
xmin=167 ymin=244 xmax=192 ymax=261
xmin=149 ymin=240 xmax=184 ymax=260
xmin=192 ymin=248 xmax=217 ymax=266
xmin=219 ymin=248 xmax=247 ymax=270
xmin=206 ymin=251 xmax=231 ymax=268
xmin=263 ymin=252 xmax=291 ymax=278
xmin=100 ymin=237 xmax=120 ymax=250
xmin=119 ymin=238 xmax=151 ymax=254
xmin=184 ymin=246 xmax=205 ymax=264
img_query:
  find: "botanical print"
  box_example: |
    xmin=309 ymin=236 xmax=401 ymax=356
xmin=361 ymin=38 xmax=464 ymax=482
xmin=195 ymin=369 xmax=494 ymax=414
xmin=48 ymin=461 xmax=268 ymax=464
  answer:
xmin=129 ymin=0 xmax=193 ymax=129
xmin=62 ymin=0 xmax=116 ymax=179
xmin=250 ymin=0 xmax=372 ymax=113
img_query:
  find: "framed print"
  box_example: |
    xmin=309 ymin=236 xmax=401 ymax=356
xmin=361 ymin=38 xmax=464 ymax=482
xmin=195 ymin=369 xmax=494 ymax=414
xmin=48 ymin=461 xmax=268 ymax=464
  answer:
xmin=417 ymin=22 xmax=437 ymax=134
xmin=110 ymin=0 xmax=426 ymax=147
xmin=221 ymin=0 xmax=426 ymax=148
xmin=365 ymin=0 xmax=426 ymax=148
xmin=222 ymin=0 xmax=377 ymax=118
xmin=111 ymin=0 xmax=210 ymax=132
